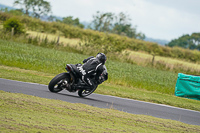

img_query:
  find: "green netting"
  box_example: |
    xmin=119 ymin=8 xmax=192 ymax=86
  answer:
xmin=175 ymin=73 xmax=200 ymax=100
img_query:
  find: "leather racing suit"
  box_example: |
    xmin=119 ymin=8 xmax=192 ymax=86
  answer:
xmin=77 ymin=56 xmax=107 ymax=89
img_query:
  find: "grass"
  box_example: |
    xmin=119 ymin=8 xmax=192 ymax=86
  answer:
xmin=0 ymin=40 xmax=200 ymax=110
xmin=1 ymin=90 xmax=200 ymax=132
xmin=25 ymin=29 xmax=200 ymax=70
xmin=123 ymin=50 xmax=200 ymax=75
xmin=0 ymin=38 xmax=200 ymax=111
xmin=2 ymin=25 xmax=200 ymax=76
xmin=125 ymin=50 xmax=200 ymax=68
xmin=0 ymin=39 xmax=178 ymax=95
xmin=27 ymin=30 xmax=80 ymax=46
xmin=26 ymin=30 xmax=200 ymax=75
xmin=1 ymin=17 xmax=200 ymax=132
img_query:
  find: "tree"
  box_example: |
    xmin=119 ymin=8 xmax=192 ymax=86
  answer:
xmin=13 ymin=0 xmax=51 ymax=18
xmin=14 ymin=0 xmax=32 ymax=15
xmin=113 ymin=12 xmax=134 ymax=38
xmin=90 ymin=11 xmax=145 ymax=40
xmin=91 ymin=11 xmax=114 ymax=32
xmin=113 ymin=12 xmax=145 ymax=39
xmin=31 ymin=0 xmax=51 ymax=18
xmin=3 ymin=17 xmax=25 ymax=34
xmin=166 ymin=33 xmax=200 ymax=50
xmin=57 ymin=16 xmax=84 ymax=28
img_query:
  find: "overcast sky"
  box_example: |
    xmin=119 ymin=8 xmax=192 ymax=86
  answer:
xmin=1 ymin=0 xmax=200 ymax=41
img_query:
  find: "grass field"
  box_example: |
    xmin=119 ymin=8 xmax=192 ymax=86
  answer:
xmin=1 ymin=91 xmax=200 ymax=132
xmin=24 ymin=30 xmax=200 ymax=77
xmin=27 ymin=30 xmax=200 ymax=73
xmin=125 ymin=50 xmax=200 ymax=68
xmin=0 ymin=39 xmax=200 ymax=111
xmin=0 ymin=39 xmax=177 ymax=94
xmin=27 ymin=30 xmax=80 ymax=47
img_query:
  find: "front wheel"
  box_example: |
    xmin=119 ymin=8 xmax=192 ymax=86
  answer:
xmin=48 ymin=73 xmax=70 ymax=93
xmin=78 ymin=86 xmax=97 ymax=97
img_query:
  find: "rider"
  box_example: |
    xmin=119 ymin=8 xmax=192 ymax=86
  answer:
xmin=76 ymin=53 xmax=108 ymax=90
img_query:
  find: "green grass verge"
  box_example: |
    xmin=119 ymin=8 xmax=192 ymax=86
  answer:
xmin=1 ymin=91 xmax=200 ymax=132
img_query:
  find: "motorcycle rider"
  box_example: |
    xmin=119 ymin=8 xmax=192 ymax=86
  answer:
xmin=76 ymin=53 xmax=108 ymax=90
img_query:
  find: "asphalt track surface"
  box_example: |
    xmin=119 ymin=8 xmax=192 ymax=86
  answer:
xmin=0 ymin=78 xmax=200 ymax=126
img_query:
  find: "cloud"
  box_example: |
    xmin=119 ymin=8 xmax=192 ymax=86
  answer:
xmin=144 ymin=0 xmax=200 ymax=16
xmin=125 ymin=0 xmax=200 ymax=40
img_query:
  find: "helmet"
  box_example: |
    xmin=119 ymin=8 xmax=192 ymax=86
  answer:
xmin=96 ymin=53 xmax=107 ymax=65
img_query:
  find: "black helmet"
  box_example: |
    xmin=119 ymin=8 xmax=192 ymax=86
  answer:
xmin=96 ymin=53 xmax=107 ymax=65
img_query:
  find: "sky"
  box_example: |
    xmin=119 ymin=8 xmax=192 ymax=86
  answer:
xmin=0 ymin=0 xmax=200 ymax=41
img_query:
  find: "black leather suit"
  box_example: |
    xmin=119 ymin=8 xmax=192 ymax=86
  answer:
xmin=77 ymin=56 xmax=105 ymax=89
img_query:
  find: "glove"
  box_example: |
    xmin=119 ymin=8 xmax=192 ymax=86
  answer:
xmin=97 ymin=76 xmax=104 ymax=84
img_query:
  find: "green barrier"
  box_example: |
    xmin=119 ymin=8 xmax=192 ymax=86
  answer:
xmin=175 ymin=73 xmax=200 ymax=100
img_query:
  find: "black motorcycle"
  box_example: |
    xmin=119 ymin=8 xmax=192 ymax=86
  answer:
xmin=48 ymin=64 xmax=107 ymax=97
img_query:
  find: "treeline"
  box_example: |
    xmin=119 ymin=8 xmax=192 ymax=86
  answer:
xmin=167 ymin=33 xmax=200 ymax=50
xmin=89 ymin=11 xmax=145 ymax=40
xmin=0 ymin=12 xmax=200 ymax=63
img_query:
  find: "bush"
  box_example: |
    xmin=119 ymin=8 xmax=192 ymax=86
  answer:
xmin=3 ymin=17 xmax=25 ymax=34
xmin=0 ymin=12 xmax=11 ymax=21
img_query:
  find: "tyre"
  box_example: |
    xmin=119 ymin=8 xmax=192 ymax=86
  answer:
xmin=78 ymin=86 xmax=97 ymax=97
xmin=48 ymin=73 xmax=70 ymax=93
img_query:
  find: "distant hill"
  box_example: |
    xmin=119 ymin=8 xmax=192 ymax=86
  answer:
xmin=144 ymin=37 xmax=169 ymax=46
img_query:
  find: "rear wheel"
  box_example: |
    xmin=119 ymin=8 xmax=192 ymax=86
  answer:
xmin=78 ymin=86 xmax=97 ymax=97
xmin=48 ymin=73 xmax=70 ymax=93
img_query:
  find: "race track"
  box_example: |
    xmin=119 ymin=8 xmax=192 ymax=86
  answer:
xmin=0 ymin=78 xmax=200 ymax=126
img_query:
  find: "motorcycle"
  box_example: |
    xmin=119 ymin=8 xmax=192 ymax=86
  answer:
xmin=48 ymin=64 xmax=107 ymax=97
